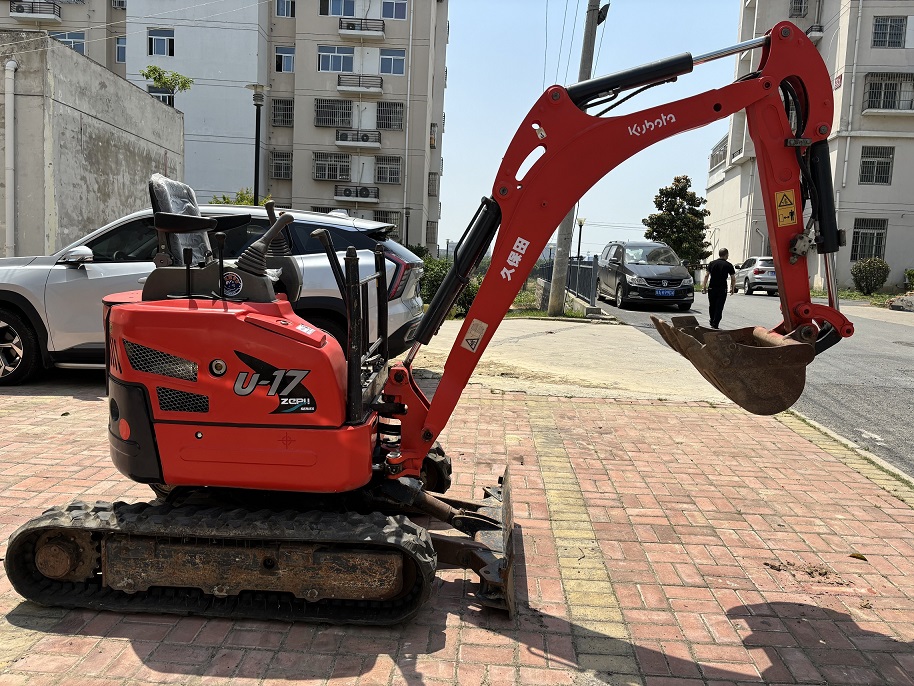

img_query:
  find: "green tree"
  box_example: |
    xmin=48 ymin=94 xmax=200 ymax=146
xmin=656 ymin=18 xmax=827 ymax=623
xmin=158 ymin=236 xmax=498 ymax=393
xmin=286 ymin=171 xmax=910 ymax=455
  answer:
xmin=140 ymin=66 xmax=194 ymax=105
xmin=642 ymin=175 xmax=712 ymax=267
xmin=210 ymin=187 xmax=271 ymax=206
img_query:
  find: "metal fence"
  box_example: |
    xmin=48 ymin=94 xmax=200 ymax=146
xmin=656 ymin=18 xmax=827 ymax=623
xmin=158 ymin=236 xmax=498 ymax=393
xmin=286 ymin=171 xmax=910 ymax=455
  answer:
xmin=531 ymin=256 xmax=599 ymax=307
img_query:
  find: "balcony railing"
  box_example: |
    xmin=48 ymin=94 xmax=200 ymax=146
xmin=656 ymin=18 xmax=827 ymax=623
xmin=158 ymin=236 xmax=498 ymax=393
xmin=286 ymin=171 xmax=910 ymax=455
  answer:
xmin=338 ymin=74 xmax=383 ymax=90
xmin=338 ymin=17 xmax=384 ymax=33
xmin=10 ymin=1 xmax=61 ymax=18
xmin=336 ymin=129 xmax=381 ymax=144
xmin=334 ymin=185 xmax=380 ymax=200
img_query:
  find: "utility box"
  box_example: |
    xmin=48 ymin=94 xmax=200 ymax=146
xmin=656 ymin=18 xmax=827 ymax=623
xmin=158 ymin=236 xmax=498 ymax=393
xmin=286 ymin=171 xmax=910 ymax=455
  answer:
xmin=0 ymin=30 xmax=184 ymax=257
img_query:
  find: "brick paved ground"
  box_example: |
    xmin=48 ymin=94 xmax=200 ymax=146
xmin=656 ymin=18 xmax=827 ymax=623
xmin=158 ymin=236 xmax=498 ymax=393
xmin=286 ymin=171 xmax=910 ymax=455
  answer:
xmin=1 ymin=371 xmax=913 ymax=685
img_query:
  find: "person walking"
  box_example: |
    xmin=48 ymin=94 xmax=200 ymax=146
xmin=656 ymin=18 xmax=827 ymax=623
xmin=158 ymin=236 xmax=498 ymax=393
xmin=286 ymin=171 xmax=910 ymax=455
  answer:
xmin=701 ymin=248 xmax=736 ymax=329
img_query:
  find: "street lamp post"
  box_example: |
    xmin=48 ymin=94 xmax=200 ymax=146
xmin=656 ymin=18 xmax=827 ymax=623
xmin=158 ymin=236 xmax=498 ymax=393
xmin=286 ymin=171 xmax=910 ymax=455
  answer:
xmin=245 ymin=83 xmax=270 ymax=204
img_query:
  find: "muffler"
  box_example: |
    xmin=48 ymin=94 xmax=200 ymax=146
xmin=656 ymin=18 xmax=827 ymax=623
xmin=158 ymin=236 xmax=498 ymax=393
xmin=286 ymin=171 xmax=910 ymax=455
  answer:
xmin=651 ymin=315 xmax=814 ymax=415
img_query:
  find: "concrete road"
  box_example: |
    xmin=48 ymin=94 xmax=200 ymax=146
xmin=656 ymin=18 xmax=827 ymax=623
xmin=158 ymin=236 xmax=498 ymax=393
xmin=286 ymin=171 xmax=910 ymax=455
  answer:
xmin=598 ymin=290 xmax=914 ymax=478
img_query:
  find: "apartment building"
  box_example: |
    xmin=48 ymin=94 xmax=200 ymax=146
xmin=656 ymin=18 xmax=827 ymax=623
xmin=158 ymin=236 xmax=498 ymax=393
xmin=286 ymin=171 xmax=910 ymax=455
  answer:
xmin=2 ymin=0 xmax=448 ymax=250
xmin=705 ymin=0 xmax=914 ymax=289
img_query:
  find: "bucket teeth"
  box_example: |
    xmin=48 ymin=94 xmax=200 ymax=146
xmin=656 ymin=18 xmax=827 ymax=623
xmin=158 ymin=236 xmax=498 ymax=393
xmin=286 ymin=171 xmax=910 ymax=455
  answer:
xmin=651 ymin=315 xmax=815 ymax=415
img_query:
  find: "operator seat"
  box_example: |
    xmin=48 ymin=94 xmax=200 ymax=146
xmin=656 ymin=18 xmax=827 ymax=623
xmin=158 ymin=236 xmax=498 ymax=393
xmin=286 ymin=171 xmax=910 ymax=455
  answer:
xmin=149 ymin=173 xmax=212 ymax=267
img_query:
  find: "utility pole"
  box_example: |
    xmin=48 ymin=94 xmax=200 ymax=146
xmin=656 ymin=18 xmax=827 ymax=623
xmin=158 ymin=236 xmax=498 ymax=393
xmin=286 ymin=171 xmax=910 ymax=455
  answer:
xmin=547 ymin=0 xmax=606 ymax=315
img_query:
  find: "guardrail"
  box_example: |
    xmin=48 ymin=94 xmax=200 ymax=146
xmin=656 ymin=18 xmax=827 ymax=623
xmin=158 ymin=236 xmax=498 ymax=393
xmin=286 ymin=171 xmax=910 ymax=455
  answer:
xmin=10 ymin=1 xmax=60 ymax=16
xmin=339 ymin=17 xmax=384 ymax=32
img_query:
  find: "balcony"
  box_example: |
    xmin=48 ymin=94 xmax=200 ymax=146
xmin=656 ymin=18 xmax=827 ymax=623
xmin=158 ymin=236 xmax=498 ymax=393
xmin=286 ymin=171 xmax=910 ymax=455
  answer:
xmin=806 ymin=24 xmax=824 ymax=44
xmin=335 ymin=129 xmax=381 ymax=148
xmin=9 ymin=1 xmax=61 ymax=21
xmin=337 ymin=74 xmax=382 ymax=95
xmin=334 ymin=185 xmax=380 ymax=203
xmin=338 ymin=17 xmax=384 ymax=40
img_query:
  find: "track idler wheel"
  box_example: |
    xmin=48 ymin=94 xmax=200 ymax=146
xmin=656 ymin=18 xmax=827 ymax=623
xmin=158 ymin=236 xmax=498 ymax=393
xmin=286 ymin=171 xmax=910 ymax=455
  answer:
xmin=651 ymin=315 xmax=815 ymax=415
xmin=33 ymin=530 xmax=97 ymax=582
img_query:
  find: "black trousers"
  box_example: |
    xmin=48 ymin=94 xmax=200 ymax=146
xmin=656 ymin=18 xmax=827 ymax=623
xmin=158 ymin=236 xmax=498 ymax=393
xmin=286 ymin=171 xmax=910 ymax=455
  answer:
xmin=708 ymin=288 xmax=727 ymax=328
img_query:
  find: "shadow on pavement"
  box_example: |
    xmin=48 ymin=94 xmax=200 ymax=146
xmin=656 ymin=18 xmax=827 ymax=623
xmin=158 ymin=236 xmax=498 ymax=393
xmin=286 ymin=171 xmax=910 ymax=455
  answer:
xmin=0 ymin=368 xmax=105 ymax=400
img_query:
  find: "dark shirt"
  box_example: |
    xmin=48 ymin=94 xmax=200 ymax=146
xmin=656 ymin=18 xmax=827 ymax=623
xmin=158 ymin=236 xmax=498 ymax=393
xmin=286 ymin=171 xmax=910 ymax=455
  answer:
xmin=707 ymin=258 xmax=735 ymax=290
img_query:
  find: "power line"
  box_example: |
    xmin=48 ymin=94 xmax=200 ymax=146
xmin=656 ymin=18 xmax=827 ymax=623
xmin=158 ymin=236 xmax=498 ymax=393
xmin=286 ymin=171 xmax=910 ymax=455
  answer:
xmin=592 ymin=2 xmax=609 ymax=78
xmin=562 ymin=0 xmax=581 ymax=84
xmin=542 ymin=0 xmax=549 ymax=91
xmin=553 ymin=0 xmax=571 ymax=85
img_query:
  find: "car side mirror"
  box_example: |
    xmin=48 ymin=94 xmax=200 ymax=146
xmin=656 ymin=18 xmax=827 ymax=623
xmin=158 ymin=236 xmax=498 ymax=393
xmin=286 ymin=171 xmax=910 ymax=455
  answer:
xmin=734 ymin=263 xmax=743 ymax=269
xmin=58 ymin=246 xmax=94 ymax=266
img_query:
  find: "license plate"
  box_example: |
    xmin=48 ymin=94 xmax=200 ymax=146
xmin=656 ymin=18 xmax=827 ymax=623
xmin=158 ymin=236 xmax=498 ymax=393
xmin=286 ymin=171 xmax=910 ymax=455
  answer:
xmin=768 ymin=271 xmax=776 ymax=276
xmin=655 ymin=289 xmax=675 ymax=297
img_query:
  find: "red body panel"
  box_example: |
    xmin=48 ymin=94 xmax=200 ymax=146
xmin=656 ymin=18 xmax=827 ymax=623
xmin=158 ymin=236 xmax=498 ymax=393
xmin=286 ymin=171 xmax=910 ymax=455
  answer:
xmin=108 ymin=293 xmax=376 ymax=492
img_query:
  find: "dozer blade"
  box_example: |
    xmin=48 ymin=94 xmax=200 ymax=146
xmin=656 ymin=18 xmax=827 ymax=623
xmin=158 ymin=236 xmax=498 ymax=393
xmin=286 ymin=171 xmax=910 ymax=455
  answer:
xmin=651 ymin=315 xmax=815 ymax=415
xmin=429 ymin=466 xmax=516 ymax=617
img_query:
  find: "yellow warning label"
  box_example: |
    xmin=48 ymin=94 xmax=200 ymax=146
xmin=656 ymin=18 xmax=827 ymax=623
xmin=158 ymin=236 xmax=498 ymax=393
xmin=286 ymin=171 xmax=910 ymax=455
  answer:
xmin=775 ymin=189 xmax=797 ymax=227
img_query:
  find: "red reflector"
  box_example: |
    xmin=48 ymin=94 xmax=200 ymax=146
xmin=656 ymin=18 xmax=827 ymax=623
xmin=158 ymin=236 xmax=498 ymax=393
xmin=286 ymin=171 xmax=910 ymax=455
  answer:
xmin=118 ymin=418 xmax=131 ymax=441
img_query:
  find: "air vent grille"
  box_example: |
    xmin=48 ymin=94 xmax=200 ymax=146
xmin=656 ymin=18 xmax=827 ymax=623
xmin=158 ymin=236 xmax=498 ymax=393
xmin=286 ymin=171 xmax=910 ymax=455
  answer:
xmin=156 ymin=387 xmax=209 ymax=413
xmin=124 ymin=340 xmax=198 ymax=381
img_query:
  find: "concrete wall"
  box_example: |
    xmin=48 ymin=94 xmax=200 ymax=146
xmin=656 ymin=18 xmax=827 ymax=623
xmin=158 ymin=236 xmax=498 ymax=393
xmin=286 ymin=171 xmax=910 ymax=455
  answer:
xmin=0 ymin=31 xmax=183 ymax=256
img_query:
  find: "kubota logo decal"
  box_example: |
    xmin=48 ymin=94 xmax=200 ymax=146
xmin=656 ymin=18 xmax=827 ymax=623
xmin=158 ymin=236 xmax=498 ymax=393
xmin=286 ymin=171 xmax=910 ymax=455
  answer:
xmin=628 ymin=113 xmax=676 ymax=137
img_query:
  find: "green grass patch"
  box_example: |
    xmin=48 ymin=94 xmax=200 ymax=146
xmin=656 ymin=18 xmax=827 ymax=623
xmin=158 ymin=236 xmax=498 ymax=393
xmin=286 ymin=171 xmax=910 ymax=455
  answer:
xmin=809 ymin=288 xmax=892 ymax=307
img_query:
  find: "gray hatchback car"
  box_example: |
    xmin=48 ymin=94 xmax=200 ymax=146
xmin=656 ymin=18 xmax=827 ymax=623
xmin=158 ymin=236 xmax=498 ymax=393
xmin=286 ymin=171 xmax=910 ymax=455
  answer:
xmin=0 ymin=205 xmax=424 ymax=385
xmin=735 ymin=256 xmax=778 ymax=295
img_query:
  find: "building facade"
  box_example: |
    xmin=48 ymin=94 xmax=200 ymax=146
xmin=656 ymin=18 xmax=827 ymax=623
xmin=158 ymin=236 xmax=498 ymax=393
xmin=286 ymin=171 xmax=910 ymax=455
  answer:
xmin=1 ymin=0 xmax=448 ymax=250
xmin=0 ymin=31 xmax=183 ymax=256
xmin=705 ymin=0 xmax=914 ymax=290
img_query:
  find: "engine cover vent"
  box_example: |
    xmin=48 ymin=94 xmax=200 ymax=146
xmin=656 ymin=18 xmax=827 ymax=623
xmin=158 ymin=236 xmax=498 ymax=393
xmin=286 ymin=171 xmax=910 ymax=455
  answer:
xmin=124 ymin=340 xmax=198 ymax=382
xmin=156 ymin=387 xmax=209 ymax=414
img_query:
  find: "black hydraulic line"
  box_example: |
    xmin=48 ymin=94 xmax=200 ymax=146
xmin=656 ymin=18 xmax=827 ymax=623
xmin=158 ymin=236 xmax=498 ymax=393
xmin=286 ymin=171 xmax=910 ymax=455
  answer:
xmin=567 ymin=53 xmax=693 ymax=110
xmin=809 ymin=141 xmax=840 ymax=254
xmin=414 ymin=197 xmax=502 ymax=346
xmin=345 ymin=247 xmax=362 ymax=423
xmin=374 ymin=245 xmax=389 ymax=362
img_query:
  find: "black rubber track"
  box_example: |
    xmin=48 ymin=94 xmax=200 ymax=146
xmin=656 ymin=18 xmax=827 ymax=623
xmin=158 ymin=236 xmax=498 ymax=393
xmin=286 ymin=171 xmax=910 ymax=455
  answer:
xmin=5 ymin=500 xmax=437 ymax=625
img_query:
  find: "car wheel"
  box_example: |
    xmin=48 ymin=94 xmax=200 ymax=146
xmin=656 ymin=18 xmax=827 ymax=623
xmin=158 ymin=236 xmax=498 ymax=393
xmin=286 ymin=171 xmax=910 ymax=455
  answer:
xmin=744 ymin=278 xmax=753 ymax=295
xmin=615 ymin=283 xmax=627 ymax=309
xmin=0 ymin=308 xmax=40 ymax=386
xmin=677 ymin=303 xmax=691 ymax=311
xmin=302 ymin=316 xmax=347 ymax=349
xmin=596 ymin=278 xmax=604 ymax=301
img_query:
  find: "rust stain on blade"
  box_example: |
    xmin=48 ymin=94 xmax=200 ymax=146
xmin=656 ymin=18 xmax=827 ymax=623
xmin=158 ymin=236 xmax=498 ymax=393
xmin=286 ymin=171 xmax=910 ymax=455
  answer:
xmin=651 ymin=315 xmax=814 ymax=415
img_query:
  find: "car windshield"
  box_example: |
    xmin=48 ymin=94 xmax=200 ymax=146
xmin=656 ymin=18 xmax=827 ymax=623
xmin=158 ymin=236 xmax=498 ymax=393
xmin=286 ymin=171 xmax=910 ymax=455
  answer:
xmin=624 ymin=246 xmax=679 ymax=266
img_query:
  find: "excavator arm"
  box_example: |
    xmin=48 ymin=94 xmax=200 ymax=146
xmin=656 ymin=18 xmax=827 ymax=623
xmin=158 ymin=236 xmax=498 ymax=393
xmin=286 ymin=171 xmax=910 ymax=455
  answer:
xmin=382 ymin=22 xmax=854 ymax=480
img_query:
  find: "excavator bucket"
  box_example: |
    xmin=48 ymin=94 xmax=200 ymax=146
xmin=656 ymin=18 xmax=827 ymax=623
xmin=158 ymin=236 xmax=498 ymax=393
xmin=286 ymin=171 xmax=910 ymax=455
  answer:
xmin=651 ymin=315 xmax=815 ymax=415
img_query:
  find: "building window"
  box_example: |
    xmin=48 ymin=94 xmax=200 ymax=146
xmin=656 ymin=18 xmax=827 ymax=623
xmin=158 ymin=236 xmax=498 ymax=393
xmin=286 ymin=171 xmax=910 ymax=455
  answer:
xmin=313 ymin=152 xmax=351 ymax=181
xmin=428 ymin=172 xmax=440 ymax=197
xmin=318 ymin=45 xmax=354 ymax=73
xmin=276 ymin=0 xmax=295 ymax=17
xmin=271 ymin=151 xmax=293 ymax=180
xmin=788 ymin=0 xmax=807 ymax=18
xmin=147 ymin=28 xmax=174 ymax=57
xmin=314 ymin=98 xmax=352 ymax=127
xmin=115 ymin=36 xmax=126 ymax=63
xmin=276 ymin=46 xmax=295 ymax=73
xmin=709 ymin=136 xmax=727 ymax=169
xmin=380 ymin=49 xmax=406 ymax=76
xmin=377 ymin=101 xmax=404 ymax=130
xmin=859 ymin=146 xmax=894 ymax=185
xmin=373 ymin=210 xmax=401 ymax=236
xmin=873 ymin=16 xmax=906 ymax=48
xmin=429 ymin=122 xmax=438 ymax=149
xmin=375 ymin=156 xmax=402 ymax=184
xmin=50 ymin=31 xmax=86 ymax=55
xmin=111 ymin=0 xmax=125 ymax=7
xmin=426 ymin=220 xmax=438 ymax=244
xmin=850 ymin=218 xmax=887 ymax=261
xmin=272 ymin=98 xmax=294 ymax=127
xmin=319 ymin=0 xmax=354 ymax=16
xmin=311 ymin=206 xmax=334 ymax=213
xmin=864 ymin=73 xmax=914 ymax=111
xmin=148 ymin=87 xmax=174 ymax=107
xmin=382 ymin=0 xmax=406 ymax=20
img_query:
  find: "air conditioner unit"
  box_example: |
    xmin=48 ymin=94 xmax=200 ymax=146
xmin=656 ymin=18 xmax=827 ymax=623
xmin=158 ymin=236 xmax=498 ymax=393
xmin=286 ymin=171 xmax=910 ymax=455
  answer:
xmin=14 ymin=4 xmax=24 ymax=12
xmin=346 ymin=22 xmax=357 ymax=30
xmin=358 ymin=186 xmax=370 ymax=198
xmin=342 ymin=187 xmax=353 ymax=197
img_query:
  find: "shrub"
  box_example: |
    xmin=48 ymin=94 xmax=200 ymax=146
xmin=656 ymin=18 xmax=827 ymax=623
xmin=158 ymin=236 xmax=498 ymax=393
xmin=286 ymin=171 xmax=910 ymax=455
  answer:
xmin=419 ymin=256 xmax=479 ymax=316
xmin=850 ymin=257 xmax=891 ymax=295
xmin=905 ymin=268 xmax=914 ymax=291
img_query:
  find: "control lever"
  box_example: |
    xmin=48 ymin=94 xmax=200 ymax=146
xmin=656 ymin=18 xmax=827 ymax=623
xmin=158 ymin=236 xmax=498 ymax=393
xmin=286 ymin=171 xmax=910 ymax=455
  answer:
xmin=213 ymin=232 xmax=226 ymax=300
xmin=265 ymin=200 xmax=277 ymax=225
xmin=183 ymin=247 xmax=193 ymax=298
xmin=312 ymin=229 xmax=348 ymax=308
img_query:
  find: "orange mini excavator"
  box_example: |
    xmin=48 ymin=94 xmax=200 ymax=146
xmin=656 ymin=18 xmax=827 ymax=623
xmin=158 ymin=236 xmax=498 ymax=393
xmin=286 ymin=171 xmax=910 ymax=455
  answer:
xmin=6 ymin=22 xmax=852 ymax=624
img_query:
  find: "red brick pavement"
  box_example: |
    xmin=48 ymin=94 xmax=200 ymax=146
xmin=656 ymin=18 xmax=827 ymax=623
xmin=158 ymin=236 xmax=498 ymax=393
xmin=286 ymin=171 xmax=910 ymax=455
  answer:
xmin=1 ymin=372 xmax=913 ymax=685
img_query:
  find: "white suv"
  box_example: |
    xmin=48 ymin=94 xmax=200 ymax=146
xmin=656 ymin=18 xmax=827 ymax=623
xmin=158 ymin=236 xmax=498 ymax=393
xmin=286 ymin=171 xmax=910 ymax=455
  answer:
xmin=0 ymin=205 xmax=424 ymax=385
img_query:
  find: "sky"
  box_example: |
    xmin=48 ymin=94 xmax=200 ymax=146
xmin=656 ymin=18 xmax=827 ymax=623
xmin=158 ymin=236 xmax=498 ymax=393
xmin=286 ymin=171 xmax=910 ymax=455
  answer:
xmin=438 ymin=0 xmax=743 ymax=257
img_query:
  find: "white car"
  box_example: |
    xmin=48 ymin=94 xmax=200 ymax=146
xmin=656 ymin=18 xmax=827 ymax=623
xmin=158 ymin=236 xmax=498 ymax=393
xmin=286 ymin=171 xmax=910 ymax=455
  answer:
xmin=0 ymin=205 xmax=424 ymax=385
